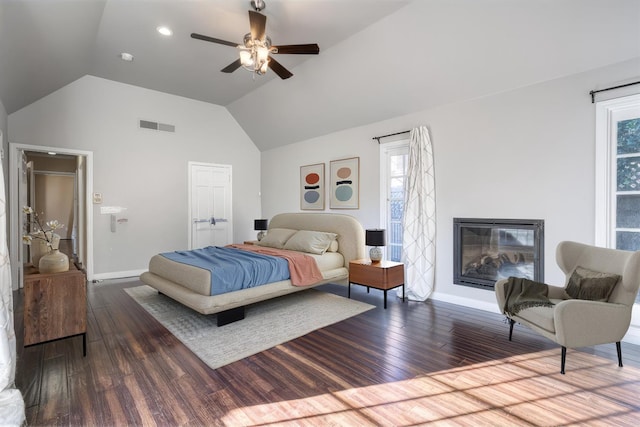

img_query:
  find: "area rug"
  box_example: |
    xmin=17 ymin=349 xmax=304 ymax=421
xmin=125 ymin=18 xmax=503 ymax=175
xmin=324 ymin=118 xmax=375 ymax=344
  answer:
xmin=125 ymin=285 xmax=374 ymax=370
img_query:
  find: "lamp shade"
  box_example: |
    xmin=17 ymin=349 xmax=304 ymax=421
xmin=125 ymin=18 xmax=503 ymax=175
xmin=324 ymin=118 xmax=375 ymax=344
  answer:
xmin=366 ymin=229 xmax=386 ymax=247
xmin=254 ymin=219 xmax=268 ymax=231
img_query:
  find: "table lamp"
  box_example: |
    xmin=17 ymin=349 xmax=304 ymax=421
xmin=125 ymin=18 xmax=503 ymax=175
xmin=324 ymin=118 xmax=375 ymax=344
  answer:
xmin=254 ymin=219 xmax=268 ymax=241
xmin=366 ymin=229 xmax=386 ymax=263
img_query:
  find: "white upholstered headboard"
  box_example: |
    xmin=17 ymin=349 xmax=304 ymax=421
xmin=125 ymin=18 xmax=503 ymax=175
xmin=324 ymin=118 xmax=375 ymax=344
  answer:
xmin=269 ymin=213 xmax=366 ymax=268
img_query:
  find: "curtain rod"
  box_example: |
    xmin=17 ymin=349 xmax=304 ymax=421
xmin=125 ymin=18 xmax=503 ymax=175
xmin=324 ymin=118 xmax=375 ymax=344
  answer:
xmin=372 ymin=130 xmax=410 ymax=144
xmin=590 ymin=81 xmax=640 ymax=103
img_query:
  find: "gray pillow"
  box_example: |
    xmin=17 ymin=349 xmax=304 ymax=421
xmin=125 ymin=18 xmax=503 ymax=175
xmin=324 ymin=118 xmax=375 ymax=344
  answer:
xmin=283 ymin=230 xmax=338 ymax=255
xmin=256 ymin=228 xmax=297 ymax=249
xmin=565 ymin=266 xmax=620 ymax=302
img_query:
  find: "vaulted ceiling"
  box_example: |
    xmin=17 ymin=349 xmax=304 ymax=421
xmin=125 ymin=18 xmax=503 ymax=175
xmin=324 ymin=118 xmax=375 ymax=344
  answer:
xmin=1 ymin=0 xmax=639 ymax=151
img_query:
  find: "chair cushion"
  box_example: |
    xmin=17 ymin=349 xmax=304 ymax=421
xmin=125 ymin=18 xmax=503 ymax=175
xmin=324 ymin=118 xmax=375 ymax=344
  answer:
xmin=515 ymin=298 xmax=565 ymax=333
xmin=565 ymin=266 xmax=620 ymax=302
xmin=516 ymin=304 xmax=557 ymax=333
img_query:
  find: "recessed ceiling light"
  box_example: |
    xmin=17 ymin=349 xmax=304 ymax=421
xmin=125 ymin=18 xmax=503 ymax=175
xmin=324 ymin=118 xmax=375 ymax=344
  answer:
xmin=157 ymin=26 xmax=172 ymax=36
xmin=120 ymin=52 xmax=134 ymax=62
xmin=48 ymin=152 xmax=57 ymax=156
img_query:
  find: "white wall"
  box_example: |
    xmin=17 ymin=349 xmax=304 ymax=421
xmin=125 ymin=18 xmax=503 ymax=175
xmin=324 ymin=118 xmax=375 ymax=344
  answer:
xmin=261 ymin=130 xmax=380 ymax=230
xmin=1 ymin=98 xmax=8 ymax=253
xmin=1 ymin=98 xmax=8 ymax=254
xmin=1 ymin=98 xmax=7 ymax=190
xmin=8 ymin=76 xmax=261 ymax=277
xmin=262 ymin=58 xmax=640 ymax=311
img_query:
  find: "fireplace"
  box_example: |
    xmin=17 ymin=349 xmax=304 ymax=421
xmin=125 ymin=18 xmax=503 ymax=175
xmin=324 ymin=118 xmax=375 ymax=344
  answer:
xmin=453 ymin=218 xmax=544 ymax=290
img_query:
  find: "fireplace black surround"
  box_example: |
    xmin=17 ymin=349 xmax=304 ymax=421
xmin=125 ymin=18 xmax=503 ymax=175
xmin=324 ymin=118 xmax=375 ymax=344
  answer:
xmin=453 ymin=218 xmax=544 ymax=290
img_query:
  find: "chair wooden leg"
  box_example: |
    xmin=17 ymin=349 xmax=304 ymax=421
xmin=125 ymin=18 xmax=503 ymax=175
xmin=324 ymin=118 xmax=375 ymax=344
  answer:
xmin=616 ymin=341 xmax=623 ymax=368
xmin=561 ymin=346 xmax=566 ymax=374
xmin=508 ymin=318 xmax=515 ymax=341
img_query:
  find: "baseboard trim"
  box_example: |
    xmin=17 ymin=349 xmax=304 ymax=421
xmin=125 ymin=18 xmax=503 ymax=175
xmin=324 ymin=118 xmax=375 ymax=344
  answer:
xmin=431 ymin=291 xmax=502 ymax=314
xmin=623 ymin=325 xmax=640 ymax=346
xmin=92 ymin=269 xmax=146 ymax=281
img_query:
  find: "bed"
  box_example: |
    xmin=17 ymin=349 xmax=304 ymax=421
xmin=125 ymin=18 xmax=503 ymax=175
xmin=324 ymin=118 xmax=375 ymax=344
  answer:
xmin=139 ymin=213 xmax=366 ymax=324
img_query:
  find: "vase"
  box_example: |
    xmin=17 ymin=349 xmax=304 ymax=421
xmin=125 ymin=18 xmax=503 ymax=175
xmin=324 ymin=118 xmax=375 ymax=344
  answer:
xmin=30 ymin=232 xmax=61 ymax=267
xmin=38 ymin=249 xmax=69 ymax=274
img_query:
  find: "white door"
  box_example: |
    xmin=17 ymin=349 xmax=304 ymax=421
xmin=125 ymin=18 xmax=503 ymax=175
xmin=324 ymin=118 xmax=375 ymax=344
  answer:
xmin=188 ymin=162 xmax=233 ymax=249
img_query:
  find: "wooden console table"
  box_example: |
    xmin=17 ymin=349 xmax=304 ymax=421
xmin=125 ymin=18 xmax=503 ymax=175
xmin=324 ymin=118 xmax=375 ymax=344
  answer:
xmin=23 ymin=263 xmax=87 ymax=355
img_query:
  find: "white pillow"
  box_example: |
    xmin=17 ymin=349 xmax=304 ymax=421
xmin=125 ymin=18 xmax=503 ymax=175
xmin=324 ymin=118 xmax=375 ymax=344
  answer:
xmin=327 ymin=239 xmax=339 ymax=252
xmin=283 ymin=230 xmax=338 ymax=255
xmin=256 ymin=228 xmax=298 ymax=249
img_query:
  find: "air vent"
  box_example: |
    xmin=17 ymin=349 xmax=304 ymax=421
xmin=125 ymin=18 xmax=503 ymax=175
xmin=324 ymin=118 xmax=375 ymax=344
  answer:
xmin=158 ymin=123 xmax=175 ymax=132
xmin=139 ymin=120 xmax=157 ymax=130
xmin=139 ymin=119 xmax=175 ymax=133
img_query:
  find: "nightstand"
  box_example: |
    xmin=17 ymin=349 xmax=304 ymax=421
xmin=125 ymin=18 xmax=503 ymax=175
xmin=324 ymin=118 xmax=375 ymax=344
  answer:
xmin=348 ymin=259 xmax=405 ymax=309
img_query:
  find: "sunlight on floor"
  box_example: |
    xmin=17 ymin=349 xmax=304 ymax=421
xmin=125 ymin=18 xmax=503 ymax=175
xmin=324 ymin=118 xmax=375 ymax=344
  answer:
xmin=222 ymin=349 xmax=640 ymax=426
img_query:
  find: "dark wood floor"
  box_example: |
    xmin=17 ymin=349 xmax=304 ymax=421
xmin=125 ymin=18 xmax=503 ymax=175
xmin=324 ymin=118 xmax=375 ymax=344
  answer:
xmin=14 ymin=280 xmax=640 ymax=426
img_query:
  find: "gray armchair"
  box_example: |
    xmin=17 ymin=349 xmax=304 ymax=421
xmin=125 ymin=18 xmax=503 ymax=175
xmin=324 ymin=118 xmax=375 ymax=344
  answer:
xmin=495 ymin=241 xmax=640 ymax=374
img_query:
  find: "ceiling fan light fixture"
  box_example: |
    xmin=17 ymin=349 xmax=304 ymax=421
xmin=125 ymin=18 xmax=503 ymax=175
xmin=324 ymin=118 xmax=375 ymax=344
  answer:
xmin=191 ymin=0 xmax=319 ymax=80
xmin=238 ymin=36 xmax=272 ymax=75
xmin=256 ymin=46 xmax=269 ymax=62
xmin=259 ymin=59 xmax=269 ymax=75
xmin=239 ymin=50 xmax=253 ymax=66
xmin=251 ymin=0 xmax=266 ymax=12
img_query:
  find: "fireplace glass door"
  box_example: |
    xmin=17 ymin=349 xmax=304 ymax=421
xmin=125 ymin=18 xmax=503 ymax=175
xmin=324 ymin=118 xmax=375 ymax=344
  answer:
xmin=454 ymin=218 xmax=544 ymax=290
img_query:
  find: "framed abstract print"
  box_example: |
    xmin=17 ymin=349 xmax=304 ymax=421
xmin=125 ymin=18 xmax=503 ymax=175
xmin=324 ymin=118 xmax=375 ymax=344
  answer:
xmin=330 ymin=157 xmax=359 ymax=209
xmin=300 ymin=163 xmax=325 ymax=210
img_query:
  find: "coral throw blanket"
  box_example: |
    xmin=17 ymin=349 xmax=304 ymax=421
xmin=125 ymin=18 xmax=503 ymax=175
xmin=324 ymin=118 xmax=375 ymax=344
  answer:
xmin=229 ymin=244 xmax=324 ymax=287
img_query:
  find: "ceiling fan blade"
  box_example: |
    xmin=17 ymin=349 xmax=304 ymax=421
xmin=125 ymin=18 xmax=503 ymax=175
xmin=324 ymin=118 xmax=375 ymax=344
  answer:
xmin=268 ymin=57 xmax=293 ymax=80
xmin=249 ymin=10 xmax=267 ymax=41
xmin=221 ymin=58 xmax=242 ymax=73
xmin=191 ymin=33 xmax=238 ymax=47
xmin=273 ymin=44 xmax=320 ymax=55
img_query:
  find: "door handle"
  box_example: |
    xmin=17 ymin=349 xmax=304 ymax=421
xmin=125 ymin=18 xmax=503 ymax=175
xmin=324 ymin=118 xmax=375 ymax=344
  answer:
xmin=193 ymin=218 xmax=228 ymax=225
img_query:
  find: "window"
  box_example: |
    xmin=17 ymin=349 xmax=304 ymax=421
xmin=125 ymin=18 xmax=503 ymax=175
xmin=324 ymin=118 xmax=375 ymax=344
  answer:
xmin=380 ymin=140 xmax=409 ymax=262
xmin=596 ymin=93 xmax=640 ymax=304
xmin=614 ymin=118 xmax=640 ymax=251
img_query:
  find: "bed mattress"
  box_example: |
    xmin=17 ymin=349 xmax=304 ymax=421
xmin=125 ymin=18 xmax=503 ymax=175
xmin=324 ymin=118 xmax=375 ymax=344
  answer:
xmin=148 ymin=249 xmax=345 ymax=297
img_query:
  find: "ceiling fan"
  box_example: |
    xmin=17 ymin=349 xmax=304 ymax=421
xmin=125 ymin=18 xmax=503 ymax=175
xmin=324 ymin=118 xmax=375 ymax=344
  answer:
xmin=191 ymin=0 xmax=320 ymax=80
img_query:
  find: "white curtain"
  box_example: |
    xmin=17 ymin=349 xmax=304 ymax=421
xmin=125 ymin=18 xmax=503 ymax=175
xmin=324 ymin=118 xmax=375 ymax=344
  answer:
xmin=400 ymin=126 xmax=436 ymax=301
xmin=0 ymin=158 xmax=25 ymax=425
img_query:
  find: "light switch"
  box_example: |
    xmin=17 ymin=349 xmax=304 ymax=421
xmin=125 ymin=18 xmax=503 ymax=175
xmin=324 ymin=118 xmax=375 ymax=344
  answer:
xmin=93 ymin=193 xmax=103 ymax=204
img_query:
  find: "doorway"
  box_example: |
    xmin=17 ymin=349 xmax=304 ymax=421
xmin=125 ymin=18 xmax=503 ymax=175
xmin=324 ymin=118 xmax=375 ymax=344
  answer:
xmin=9 ymin=143 xmax=94 ymax=289
xmin=188 ymin=162 xmax=233 ymax=249
xmin=28 ymin=152 xmax=78 ymax=260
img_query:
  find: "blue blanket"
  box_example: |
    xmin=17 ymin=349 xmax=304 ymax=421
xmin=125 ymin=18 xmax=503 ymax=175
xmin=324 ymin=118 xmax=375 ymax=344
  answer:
xmin=160 ymin=246 xmax=290 ymax=296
